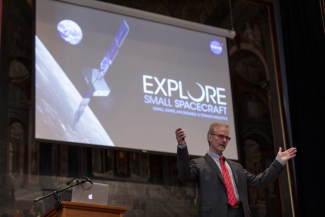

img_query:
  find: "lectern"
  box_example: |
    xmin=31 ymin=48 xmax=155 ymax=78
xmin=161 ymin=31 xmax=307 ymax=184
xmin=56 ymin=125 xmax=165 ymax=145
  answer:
xmin=41 ymin=201 xmax=127 ymax=217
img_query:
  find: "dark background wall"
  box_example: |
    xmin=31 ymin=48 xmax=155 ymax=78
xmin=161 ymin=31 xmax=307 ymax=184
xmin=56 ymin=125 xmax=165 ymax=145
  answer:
xmin=279 ymin=1 xmax=325 ymax=216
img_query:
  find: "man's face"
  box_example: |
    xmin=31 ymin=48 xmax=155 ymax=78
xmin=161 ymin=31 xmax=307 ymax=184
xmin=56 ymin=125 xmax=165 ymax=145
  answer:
xmin=208 ymin=126 xmax=230 ymax=155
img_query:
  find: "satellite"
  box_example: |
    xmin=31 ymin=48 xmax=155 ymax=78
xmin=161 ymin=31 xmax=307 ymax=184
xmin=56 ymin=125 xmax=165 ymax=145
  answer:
xmin=73 ymin=20 xmax=129 ymax=126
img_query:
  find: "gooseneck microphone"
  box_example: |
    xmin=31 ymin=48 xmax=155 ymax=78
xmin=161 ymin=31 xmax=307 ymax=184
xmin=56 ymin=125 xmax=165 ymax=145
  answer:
xmin=86 ymin=177 xmax=93 ymax=184
xmin=33 ymin=176 xmax=94 ymax=209
xmin=66 ymin=176 xmax=93 ymax=185
xmin=66 ymin=178 xmax=76 ymax=185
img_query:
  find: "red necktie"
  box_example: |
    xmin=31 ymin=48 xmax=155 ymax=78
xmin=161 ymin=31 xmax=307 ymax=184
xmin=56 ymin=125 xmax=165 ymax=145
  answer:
xmin=219 ymin=156 xmax=237 ymax=206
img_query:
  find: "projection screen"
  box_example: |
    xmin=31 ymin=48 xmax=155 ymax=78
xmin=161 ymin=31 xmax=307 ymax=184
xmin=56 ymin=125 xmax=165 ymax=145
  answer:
xmin=35 ymin=0 xmax=238 ymax=159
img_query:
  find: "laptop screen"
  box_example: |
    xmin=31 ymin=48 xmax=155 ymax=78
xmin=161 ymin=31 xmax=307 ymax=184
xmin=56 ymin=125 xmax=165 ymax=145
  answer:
xmin=71 ymin=182 xmax=109 ymax=206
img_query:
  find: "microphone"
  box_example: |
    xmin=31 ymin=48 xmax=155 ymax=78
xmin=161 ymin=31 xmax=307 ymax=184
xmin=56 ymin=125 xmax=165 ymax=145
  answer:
xmin=66 ymin=178 xmax=76 ymax=185
xmin=67 ymin=176 xmax=92 ymax=185
xmin=86 ymin=177 xmax=93 ymax=184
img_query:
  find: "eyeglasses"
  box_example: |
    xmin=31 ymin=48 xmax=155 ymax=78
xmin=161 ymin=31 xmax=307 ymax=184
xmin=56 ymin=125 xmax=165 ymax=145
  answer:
xmin=210 ymin=134 xmax=231 ymax=141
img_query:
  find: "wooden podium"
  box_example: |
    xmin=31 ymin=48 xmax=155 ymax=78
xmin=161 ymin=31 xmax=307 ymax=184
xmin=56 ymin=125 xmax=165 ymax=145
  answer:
xmin=41 ymin=201 xmax=127 ymax=217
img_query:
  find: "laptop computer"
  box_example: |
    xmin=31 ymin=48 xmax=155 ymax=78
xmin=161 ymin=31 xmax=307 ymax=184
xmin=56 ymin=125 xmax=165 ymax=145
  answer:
xmin=71 ymin=182 xmax=109 ymax=206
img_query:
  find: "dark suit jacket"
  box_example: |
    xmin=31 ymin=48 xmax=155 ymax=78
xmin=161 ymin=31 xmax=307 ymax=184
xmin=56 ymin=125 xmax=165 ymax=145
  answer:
xmin=177 ymin=146 xmax=285 ymax=217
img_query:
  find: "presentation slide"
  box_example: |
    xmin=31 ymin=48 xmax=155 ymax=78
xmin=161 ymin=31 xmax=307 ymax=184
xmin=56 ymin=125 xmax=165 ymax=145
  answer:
xmin=35 ymin=0 xmax=238 ymax=159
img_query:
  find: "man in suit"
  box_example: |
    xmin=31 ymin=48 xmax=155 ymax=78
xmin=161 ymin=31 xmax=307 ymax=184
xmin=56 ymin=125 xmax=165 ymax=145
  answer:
xmin=175 ymin=122 xmax=297 ymax=217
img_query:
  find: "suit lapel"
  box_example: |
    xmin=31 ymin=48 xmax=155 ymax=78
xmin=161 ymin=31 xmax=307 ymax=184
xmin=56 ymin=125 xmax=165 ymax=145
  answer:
xmin=204 ymin=153 xmax=224 ymax=183
xmin=225 ymin=157 xmax=239 ymax=187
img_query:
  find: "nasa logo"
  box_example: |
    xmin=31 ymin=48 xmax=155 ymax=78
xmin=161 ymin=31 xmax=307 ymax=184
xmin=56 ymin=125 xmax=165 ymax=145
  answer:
xmin=210 ymin=40 xmax=223 ymax=55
